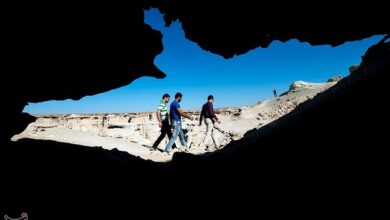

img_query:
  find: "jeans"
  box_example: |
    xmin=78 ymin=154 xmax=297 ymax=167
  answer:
xmin=165 ymin=120 xmax=187 ymax=152
xmin=203 ymin=118 xmax=219 ymax=147
xmin=152 ymin=119 xmax=176 ymax=149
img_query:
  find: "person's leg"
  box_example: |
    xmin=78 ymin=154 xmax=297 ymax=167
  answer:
xmin=211 ymin=124 xmax=219 ymax=148
xmin=203 ymin=118 xmax=213 ymax=147
xmin=153 ymin=120 xmax=172 ymax=149
xmin=165 ymin=123 xmax=177 ymax=149
xmin=164 ymin=121 xmax=180 ymax=152
xmin=178 ymin=122 xmax=188 ymax=148
xmin=152 ymin=121 xmax=169 ymax=149
xmin=152 ymin=131 xmax=165 ymax=149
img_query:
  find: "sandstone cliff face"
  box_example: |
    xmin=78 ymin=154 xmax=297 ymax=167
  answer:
xmin=13 ymin=81 xmax=337 ymax=160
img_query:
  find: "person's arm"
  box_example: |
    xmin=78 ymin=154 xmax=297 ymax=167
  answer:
xmin=177 ymin=108 xmax=193 ymax=120
xmin=156 ymin=109 xmax=162 ymax=127
xmin=199 ymin=112 xmax=203 ymax=126
xmin=209 ymin=102 xmax=219 ymax=123
xmin=167 ymin=113 xmax=171 ymax=126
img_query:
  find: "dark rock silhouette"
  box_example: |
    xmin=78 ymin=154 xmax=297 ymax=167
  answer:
xmin=2 ymin=2 xmax=389 ymax=143
xmin=146 ymin=0 xmax=389 ymax=58
xmin=1 ymin=1 xmax=389 ymax=218
xmin=2 ymin=1 xmax=165 ymax=142
xmin=2 ymin=38 xmax=389 ymax=219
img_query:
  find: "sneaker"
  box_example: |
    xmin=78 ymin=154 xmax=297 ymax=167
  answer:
xmin=164 ymin=150 xmax=171 ymax=155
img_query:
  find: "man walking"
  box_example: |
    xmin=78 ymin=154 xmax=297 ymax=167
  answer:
xmin=200 ymin=95 xmax=220 ymax=150
xmin=151 ymin=93 xmax=176 ymax=151
xmin=164 ymin=92 xmax=193 ymax=154
xmin=273 ymin=89 xmax=278 ymax=97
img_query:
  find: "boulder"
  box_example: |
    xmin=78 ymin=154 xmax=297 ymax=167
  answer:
xmin=289 ymin=81 xmax=325 ymax=92
xmin=349 ymin=65 xmax=360 ymax=74
xmin=327 ymin=75 xmax=342 ymax=82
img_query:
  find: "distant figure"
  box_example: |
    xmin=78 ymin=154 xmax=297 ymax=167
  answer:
xmin=200 ymin=95 xmax=220 ymax=150
xmin=164 ymin=92 xmax=194 ymax=154
xmin=151 ymin=93 xmax=176 ymax=151
xmin=273 ymin=89 xmax=278 ymax=97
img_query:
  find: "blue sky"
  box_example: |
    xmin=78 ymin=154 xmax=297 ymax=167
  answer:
xmin=24 ymin=9 xmax=384 ymax=114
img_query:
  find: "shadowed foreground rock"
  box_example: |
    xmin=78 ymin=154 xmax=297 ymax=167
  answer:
xmin=1 ymin=1 xmax=389 ymax=218
xmin=1 ymin=38 xmax=389 ymax=219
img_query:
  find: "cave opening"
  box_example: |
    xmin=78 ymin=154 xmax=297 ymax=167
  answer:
xmin=2 ymin=2 xmax=389 ymax=218
xmin=13 ymin=9 xmax=386 ymax=162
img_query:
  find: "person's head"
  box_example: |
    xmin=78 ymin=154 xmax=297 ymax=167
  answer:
xmin=208 ymin=95 xmax=214 ymax=103
xmin=175 ymin=92 xmax=183 ymax=102
xmin=162 ymin=93 xmax=170 ymax=103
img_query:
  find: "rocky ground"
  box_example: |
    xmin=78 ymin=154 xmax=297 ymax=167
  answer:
xmin=12 ymin=79 xmax=339 ymax=162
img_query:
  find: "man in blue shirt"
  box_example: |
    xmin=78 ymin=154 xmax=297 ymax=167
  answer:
xmin=164 ymin=92 xmax=193 ymax=154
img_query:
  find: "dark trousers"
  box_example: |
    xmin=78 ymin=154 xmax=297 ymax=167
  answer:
xmin=152 ymin=120 xmax=176 ymax=149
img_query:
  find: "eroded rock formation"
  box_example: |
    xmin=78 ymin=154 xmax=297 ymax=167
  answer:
xmin=13 ymin=80 xmax=335 ymax=161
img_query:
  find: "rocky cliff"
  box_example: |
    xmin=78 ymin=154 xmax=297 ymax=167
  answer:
xmin=13 ymin=80 xmax=337 ymax=161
